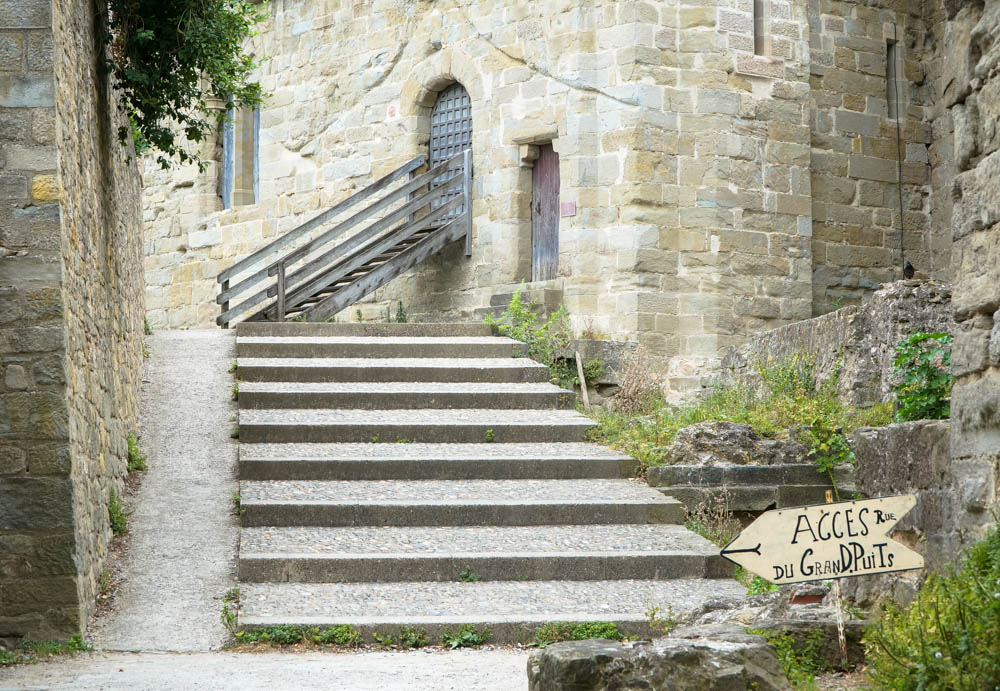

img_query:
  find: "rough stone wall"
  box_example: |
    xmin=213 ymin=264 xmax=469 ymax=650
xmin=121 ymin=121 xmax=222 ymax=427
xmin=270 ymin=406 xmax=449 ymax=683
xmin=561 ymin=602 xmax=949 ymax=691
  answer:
xmin=945 ymin=0 xmax=1000 ymax=556
xmin=807 ymin=0 xmax=946 ymax=313
xmin=720 ymin=279 xmax=953 ymax=406
xmin=0 ymin=0 xmax=143 ymax=639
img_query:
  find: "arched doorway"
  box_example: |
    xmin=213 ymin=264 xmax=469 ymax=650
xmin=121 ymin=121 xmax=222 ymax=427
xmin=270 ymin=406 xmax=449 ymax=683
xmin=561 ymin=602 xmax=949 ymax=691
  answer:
xmin=429 ymin=81 xmax=472 ymax=223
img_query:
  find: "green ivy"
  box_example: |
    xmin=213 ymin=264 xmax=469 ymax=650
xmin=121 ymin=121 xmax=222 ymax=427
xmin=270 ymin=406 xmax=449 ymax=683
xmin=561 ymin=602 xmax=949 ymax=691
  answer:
xmin=105 ymin=0 xmax=267 ymax=169
xmin=891 ymin=332 xmax=953 ymax=422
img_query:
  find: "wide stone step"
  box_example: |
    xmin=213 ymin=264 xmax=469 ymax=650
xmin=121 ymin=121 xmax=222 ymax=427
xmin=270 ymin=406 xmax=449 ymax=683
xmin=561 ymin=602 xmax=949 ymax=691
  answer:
xmin=236 ymin=322 xmax=492 ymax=338
xmin=236 ymin=578 xmax=747 ymax=643
xmin=236 ymin=336 xmax=521 ymax=359
xmin=237 ymin=408 xmax=594 ymax=443
xmin=655 ymin=484 xmax=856 ymax=513
xmin=238 ymin=524 xmax=730 ymax=582
xmin=238 ymin=442 xmax=636 ymax=481
xmin=647 ymin=463 xmax=855 ymax=488
xmin=237 ymin=381 xmax=572 ymax=411
xmin=236 ymin=357 xmax=550 ymax=383
xmin=239 ymin=479 xmax=686 ymax=527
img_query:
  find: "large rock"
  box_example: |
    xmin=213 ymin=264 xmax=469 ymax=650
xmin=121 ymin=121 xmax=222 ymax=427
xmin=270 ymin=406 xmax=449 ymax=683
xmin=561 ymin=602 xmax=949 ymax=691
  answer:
xmin=526 ymin=625 xmax=791 ymax=690
xmin=662 ymin=422 xmax=809 ymax=466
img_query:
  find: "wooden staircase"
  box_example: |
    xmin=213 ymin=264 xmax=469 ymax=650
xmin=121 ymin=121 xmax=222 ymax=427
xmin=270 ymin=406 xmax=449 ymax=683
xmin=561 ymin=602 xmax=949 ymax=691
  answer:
xmin=215 ymin=150 xmax=472 ymax=327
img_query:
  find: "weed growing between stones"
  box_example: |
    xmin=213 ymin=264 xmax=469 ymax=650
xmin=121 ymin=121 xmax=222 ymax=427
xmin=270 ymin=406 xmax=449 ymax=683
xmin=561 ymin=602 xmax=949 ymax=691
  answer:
xmin=231 ymin=426 xmax=239 ymax=439
xmin=485 ymin=287 xmax=600 ymax=390
xmin=747 ymin=628 xmax=829 ymax=689
xmin=228 ymin=361 xmax=238 ymax=375
xmin=530 ymin=621 xmax=626 ymax=648
xmin=441 ymin=624 xmax=491 ymax=649
xmin=0 ymin=634 xmax=91 ymax=666
xmin=588 ymin=354 xmax=894 ymax=481
xmin=485 ymin=429 xmax=495 ymax=443
xmin=143 ymin=316 xmax=152 ymax=336
xmin=231 ymin=382 xmax=239 ymax=401
xmin=108 ymin=488 xmax=128 ymax=535
xmin=458 ymin=566 xmax=481 ymax=582
xmin=230 ymin=491 xmax=245 ymax=517
xmin=644 ymin=606 xmax=679 ymax=636
xmin=864 ymin=519 xmax=1000 ymax=689
xmin=220 ymin=587 xmax=239 ymax=633
xmin=315 ymin=625 xmax=364 ymax=646
xmin=126 ymin=434 xmax=148 ymax=471
xmin=891 ymin=332 xmax=953 ymax=422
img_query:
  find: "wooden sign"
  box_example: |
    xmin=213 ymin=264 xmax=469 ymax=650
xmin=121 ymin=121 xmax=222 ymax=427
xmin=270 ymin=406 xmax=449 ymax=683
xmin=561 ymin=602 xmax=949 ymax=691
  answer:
xmin=720 ymin=495 xmax=924 ymax=585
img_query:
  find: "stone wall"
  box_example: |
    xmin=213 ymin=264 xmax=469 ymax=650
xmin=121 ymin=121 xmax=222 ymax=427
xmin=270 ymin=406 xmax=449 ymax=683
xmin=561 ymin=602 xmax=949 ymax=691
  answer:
xmin=945 ymin=0 xmax=1000 ymax=573
xmin=807 ymin=0 xmax=947 ymax=313
xmin=0 ymin=0 xmax=144 ymax=639
xmin=720 ymin=279 xmax=952 ymax=407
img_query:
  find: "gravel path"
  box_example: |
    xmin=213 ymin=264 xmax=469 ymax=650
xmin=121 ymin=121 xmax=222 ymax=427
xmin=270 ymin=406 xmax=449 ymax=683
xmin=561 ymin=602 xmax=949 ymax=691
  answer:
xmin=0 ymin=649 xmax=528 ymax=690
xmin=89 ymin=330 xmax=239 ymax=652
xmin=240 ymin=441 xmax=630 ymax=460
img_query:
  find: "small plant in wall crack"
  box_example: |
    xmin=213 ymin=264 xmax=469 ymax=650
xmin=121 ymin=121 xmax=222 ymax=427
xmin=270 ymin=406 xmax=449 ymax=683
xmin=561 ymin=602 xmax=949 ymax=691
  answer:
xmin=221 ymin=587 xmax=240 ymax=634
xmin=231 ymin=491 xmax=245 ymax=517
xmin=228 ymin=361 xmax=238 ymax=375
xmin=645 ymin=605 xmax=679 ymax=636
xmin=441 ymin=624 xmax=491 ymax=649
xmin=231 ymin=425 xmax=239 ymax=439
xmin=891 ymin=331 xmax=953 ymax=422
xmin=458 ymin=566 xmax=481 ymax=583
xmin=231 ymin=382 xmax=239 ymax=401
xmin=126 ymin=433 xmax=147 ymax=472
xmin=108 ymin=488 xmax=128 ymax=536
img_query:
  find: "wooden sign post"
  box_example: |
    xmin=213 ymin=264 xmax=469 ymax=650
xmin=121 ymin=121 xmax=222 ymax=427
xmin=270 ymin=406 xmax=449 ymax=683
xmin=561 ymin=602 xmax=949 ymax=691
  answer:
xmin=720 ymin=495 xmax=924 ymax=585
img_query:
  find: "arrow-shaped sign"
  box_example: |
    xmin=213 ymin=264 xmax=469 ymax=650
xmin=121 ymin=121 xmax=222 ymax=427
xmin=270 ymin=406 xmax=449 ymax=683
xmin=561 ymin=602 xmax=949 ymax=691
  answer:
xmin=720 ymin=495 xmax=924 ymax=585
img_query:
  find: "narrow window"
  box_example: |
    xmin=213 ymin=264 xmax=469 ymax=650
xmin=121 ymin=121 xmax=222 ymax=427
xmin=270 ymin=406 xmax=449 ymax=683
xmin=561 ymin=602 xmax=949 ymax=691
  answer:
xmin=886 ymin=40 xmax=899 ymax=119
xmin=753 ymin=0 xmax=768 ymax=56
xmin=222 ymin=106 xmax=259 ymax=209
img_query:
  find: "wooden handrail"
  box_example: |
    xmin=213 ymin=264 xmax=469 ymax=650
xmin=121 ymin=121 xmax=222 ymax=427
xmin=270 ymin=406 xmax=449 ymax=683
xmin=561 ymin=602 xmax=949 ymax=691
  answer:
xmin=215 ymin=148 xmax=472 ymax=327
xmin=216 ymin=155 xmax=425 ymax=285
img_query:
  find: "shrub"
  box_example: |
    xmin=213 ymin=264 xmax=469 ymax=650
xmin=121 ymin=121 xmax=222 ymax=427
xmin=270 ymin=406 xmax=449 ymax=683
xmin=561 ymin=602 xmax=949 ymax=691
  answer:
xmin=891 ymin=332 xmax=953 ymax=422
xmin=748 ymin=628 xmax=829 ymax=688
xmin=864 ymin=521 xmax=1000 ymax=690
xmin=485 ymin=288 xmax=575 ymax=388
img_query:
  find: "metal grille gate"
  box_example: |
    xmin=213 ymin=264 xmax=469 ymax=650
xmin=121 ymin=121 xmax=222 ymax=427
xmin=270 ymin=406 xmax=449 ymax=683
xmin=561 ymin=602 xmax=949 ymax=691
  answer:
xmin=429 ymin=82 xmax=472 ymax=223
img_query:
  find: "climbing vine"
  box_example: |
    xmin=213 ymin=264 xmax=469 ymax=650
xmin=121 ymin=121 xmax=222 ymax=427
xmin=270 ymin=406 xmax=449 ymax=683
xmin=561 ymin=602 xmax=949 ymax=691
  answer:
xmin=104 ymin=0 xmax=267 ymax=169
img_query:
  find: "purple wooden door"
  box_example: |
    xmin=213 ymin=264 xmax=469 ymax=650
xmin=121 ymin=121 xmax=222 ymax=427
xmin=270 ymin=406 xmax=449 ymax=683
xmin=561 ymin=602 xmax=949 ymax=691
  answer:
xmin=532 ymin=144 xmax=560 ymax=282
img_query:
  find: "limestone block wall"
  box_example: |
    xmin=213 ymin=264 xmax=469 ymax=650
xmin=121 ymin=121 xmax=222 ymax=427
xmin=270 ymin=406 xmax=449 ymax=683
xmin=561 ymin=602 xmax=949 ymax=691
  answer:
xmin=946 ymin=0 xmax=1000 ymax=549
xmin=807 ymin=0 xmax=946 ymax=312
xmin=0 ymin=0 xmax=143 ymax=639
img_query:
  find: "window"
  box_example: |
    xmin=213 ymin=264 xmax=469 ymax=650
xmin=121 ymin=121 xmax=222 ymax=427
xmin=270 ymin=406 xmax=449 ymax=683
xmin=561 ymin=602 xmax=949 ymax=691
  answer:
xmin=429 ymin=82 xmax=472 ymax=223
xmin=222 ymin=106 xmax=259 ymax=209
xmin=753 ymin=0 xmax=768 ymax=56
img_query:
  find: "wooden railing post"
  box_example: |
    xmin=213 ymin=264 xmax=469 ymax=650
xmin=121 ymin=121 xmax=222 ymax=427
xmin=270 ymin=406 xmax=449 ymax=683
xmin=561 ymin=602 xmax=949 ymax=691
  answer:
xmin=276 ymin=262 xmax=286 ymax=322
xmin=221 ymin=279 xmax=230 ymax=329
xmin=463 ymin=148 xmax=473 ymax=256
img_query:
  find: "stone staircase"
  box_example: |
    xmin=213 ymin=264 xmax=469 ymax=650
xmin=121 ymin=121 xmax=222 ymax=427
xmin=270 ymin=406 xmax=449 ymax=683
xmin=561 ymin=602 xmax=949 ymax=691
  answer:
xmin=233 ymin=322 xmax=742 ymax=643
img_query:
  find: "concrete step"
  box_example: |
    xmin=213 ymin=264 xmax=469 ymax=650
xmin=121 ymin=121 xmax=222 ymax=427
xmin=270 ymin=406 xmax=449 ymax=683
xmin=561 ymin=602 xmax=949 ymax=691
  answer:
xmin=236 ymin=357 xmax=551 ymax=383
xmin=238 ymin=442 xmax=636 ymax=481
xmin=236 ymin=322 xmax=493 ymax=338
xmin=236 ymin=336 xmax=521 ymax=359
xmin=647 ymin=463 xmax=855 ymax=488
xmin=656 ymin=484 xmax=857 ymax=513
xmin=239 ymin=479 xmax=686 ymax=527
xmin=237 ymin=408 xmax=595 ymax=443
xmin=238 ymin=524 xmax=730 ymax=582
xmin=237 ymin=381 xmax=573 ymax=411
xmin=236 ymin=578 xmax=747 ymax=643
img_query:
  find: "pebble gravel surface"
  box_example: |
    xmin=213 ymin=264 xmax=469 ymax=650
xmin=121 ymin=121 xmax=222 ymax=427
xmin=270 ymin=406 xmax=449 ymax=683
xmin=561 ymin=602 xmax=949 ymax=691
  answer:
xmin=239 ymin=441 xmax=631 ymax=460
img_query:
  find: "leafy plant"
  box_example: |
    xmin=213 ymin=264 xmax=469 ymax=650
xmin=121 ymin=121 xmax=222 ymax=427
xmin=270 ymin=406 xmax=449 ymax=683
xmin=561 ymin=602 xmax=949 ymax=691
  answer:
xmin=581 ymin=357 xmax=604 ymax=388
xmin=230 ymin=491 xmax=245 ymax=517
xmin=0 ymin=634 xmax=92 ymax=665
xmin=485 ymin=287 xmax=576 ymax=388
xmin=105 ymin=0 xmax=267 ymax=169
xmin=441 ymin=624 xmax=491 ymax=649
xmin=398 ymin=626 xmax=427 ymax=648
xmin=458 ymin=566 xmax=481 ymax=583
xmin=748 ymin=628 xmax=829 ymax=689
xmin=644 ymin=606 xmax=679 ymax=636
xmin=312 ymin=625 xmax=363 ymax=647
xmin=143 ymin=316 xmax=152 ymax=336
xmin=356 ymin=309 xmax=364 ymax=323
xmin=221 ymin=587 xmax=239 ymax=633
xmin=228 ymin=361 xmax=238 ymax=374
xmin=231 ymin=426 xmax=239 ymax=439
xmin=126 ymin=433 xmax=147 ymax=472
xmin=484 ymin=429 xmax=495 ymax=443
xmin=108 ymin=488 xmax=128 ymax=536
xmin=531 ymin=621 xmax=624 ymax=648
xmin=232 ymin=382 xmax=239 ymax=401
xmin=372 ymin=632 xmax=395 ymax=647
xmin=891 ymin=332 xmax=953 ymax=422
xmin=236 ymin=625 xmax=304 ymax=645
xmin=864 ymin=520 xmax=1000 ymax=690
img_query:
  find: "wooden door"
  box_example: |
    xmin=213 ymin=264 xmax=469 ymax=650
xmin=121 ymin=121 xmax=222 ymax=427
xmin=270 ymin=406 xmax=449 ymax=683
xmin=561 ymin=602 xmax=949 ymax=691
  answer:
xmin=531 ymin=144 xmax=560 ymax=282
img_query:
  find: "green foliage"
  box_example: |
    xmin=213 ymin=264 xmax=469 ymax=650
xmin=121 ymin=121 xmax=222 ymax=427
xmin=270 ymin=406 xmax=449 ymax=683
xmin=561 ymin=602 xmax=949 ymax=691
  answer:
xmin=312 ymin=625 xmax=363 ymax=647
xmin=228 ymin=361 xmax=238 ymax=375
xmin=891 ymin=332 xmax=954 ymax=422
xmin=126 ymin=433 xmax=147 ymax=472
xmin=485 ymin=288 xmax=577 ymax=388
xmin=581 ymin=357 xmax=604 ymax=388
xmin=108 ymin=488 xmax=128 ymax=536
xmin=220 ymin=587 xmax=239 ymax=633
xmin=748 ymin=628 xmax=828 ymax=689
xmin=744 ymin=572 xmax=780 ymax=596
xmin=485 ymin=429 xmax=495 ymax=443
xmin=588 ymin=354 xmax=884 ymax=480
xmin=355 ymin=309 xmax=364 ymax=323
xmin=441 ymin=624 xmax=491 ymax=649
xmin=143 ymin=316 xmax=152 ymax=336
xmin=532 ymin=621 xmax=624 ymax=648
xmin=458 ymin=566 xmax=481 ymax=583
xmin=231 ymin=491 xmax=245 ymax=516
xmin=372 ymin=632 xmax=395 ymax=647
xmin=864 ymin=520 xmax=1000 ymax=690
xmin=236 ymin=625 xmax=303 ymax=645
xmin=231 ymin=425 xmax=239 ymax=439
xmin=644 ymin=606 xmax=679 ymax=636
xmin=0 ymin=634 xmax=92 ymax=665
xmin=384 ymin=301 xmax=409 ymax=323
xmin=231 ymin=382 xmax=239 ymax=401
xmin=105 ymin=0 xmax=267 ymax=169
